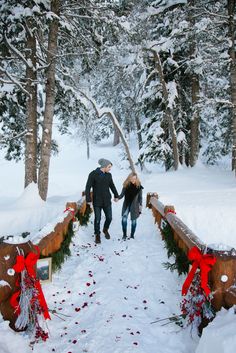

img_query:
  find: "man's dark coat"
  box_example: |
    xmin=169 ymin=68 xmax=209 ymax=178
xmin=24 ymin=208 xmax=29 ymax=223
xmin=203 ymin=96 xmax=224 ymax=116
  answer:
xmin=85 ymin=168 xmax=119 ymax=207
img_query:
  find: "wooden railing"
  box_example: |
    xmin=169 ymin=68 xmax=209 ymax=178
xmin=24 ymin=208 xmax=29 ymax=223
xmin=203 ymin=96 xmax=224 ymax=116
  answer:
xmin=0 ymin=197 xmax=87 ymax=329
xmin=146 ymin=193 xmax=236 ymax=311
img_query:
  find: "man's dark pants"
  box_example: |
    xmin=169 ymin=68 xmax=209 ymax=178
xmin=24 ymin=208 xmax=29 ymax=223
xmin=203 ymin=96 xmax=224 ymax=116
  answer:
xmin=94 ymin=205 xmax=112 ymax=235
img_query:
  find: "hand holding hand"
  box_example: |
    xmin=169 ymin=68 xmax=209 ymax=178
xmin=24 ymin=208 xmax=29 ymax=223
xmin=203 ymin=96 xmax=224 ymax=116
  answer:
xmin=114 ymin=198 xmax=119 ymax=202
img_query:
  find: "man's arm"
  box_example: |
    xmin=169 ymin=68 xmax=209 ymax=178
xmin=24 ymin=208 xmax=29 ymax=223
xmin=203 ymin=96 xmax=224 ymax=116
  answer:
xmin=85 ymin=172 xmax=94 ymax=203
xmin=109 ymin=175 xmax=119 ymax=198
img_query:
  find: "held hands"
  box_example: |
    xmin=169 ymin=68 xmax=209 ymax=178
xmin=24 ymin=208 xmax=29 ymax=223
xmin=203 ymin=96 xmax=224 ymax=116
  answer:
xmin=114 ymin=198 xmax=119 ymax=202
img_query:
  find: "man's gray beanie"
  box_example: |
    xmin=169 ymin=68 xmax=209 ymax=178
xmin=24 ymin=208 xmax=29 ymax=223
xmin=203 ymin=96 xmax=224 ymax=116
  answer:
xmin=98 ymin=158 xmax=112 ymax=168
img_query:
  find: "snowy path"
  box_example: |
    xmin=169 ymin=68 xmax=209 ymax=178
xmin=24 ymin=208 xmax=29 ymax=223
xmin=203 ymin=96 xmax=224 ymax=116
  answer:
xmin=0 ymin=204 xmax=198 ymax=353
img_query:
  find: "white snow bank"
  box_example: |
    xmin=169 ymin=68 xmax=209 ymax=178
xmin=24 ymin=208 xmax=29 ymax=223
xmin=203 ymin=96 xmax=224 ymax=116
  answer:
xmin=0 ymin=183 xmax=80 ymax=243
xmin=0 ymin=315 xmax=31 ymax=353
xmin=196 ymin=308 xmax=236 ymax=353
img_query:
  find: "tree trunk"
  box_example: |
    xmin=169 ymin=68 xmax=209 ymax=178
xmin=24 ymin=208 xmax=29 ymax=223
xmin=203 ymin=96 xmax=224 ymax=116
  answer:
xmin=38 ymin=0 xmax=60 ymax=200
xmin=228 ymin=0 xmax=236 ymax=173
xmin=135 ymin=113 xmax=145 ymax=170
xmin=113 ymin=125 xmax=120 ymax=146
xmin=188 ymin=0 xmax=200 ymax=167
xmin=134 ymin=113 xmax=142 ymax=150
xmin=190 ymin=74 xmax=200 ymax=167
xmin=107 ymin=112 xmax=136 ymax=173
xmin=152 ymin=50 xmax=179 ymax=170
xmin=77 ymin=89 xmax=136 ymax=173
xmin=24 ymin=21 xmax=37 ymax=188
xmin=86 ymin=135 xmax=90 ymax=159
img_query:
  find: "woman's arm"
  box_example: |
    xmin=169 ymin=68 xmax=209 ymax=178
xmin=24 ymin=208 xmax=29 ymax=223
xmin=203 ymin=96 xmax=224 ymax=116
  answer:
xmin=138 ymin=187 xmax=143 ymax=205
xmin=118 ymin=187 xmax=126 ymax=199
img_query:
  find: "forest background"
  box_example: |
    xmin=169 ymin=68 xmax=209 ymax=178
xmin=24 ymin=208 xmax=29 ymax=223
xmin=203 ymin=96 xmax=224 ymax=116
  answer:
xmin=0 ymin=0 xmax=236 ymax=200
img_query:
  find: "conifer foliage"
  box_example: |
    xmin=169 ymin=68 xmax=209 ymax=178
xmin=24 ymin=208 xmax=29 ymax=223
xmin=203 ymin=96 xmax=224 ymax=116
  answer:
xmin=1 ymin=0 xmax=235 ymax=194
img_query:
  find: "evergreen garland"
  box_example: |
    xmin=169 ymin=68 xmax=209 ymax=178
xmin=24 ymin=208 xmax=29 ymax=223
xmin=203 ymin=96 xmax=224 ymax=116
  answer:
xmin=76 ymin=204 xmax=92 ymax=226
xmin=40 ymin=205 xmax=93 ymax=272
xmin=161 ymin=219 xmax=190 ymax=275
xmin=40 ymin=220 xmax=74 ymax=272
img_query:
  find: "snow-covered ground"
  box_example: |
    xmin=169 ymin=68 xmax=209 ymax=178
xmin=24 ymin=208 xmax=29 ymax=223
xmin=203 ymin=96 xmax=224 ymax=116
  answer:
xmin=0 ymin=206 xmax=198 ymax=353
xmin=1 ymin=133 xmax=236 ymax=352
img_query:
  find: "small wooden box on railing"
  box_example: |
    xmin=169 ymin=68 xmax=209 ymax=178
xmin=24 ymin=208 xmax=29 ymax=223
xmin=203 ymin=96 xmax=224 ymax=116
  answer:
xmin=146 ymin=193 xmax=236 ymax=311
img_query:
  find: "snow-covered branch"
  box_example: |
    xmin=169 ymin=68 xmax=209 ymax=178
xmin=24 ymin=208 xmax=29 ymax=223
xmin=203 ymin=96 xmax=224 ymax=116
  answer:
xmin=0 ymin=130 xmax=27 ymax=145
xmin=191 ymin=7 xmax=229 ymax=20
xmin=4 ymin=34 xmax=33 ymax=70
xmin=74 ymin=87 xmax=136 ymax=173
xmin=0 ymin=67 xmax=30 ymax=97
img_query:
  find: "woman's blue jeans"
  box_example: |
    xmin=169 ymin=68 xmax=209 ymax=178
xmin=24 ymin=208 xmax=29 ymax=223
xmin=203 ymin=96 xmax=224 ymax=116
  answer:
xmin=122 ymin=207 xmax=137 ymax=237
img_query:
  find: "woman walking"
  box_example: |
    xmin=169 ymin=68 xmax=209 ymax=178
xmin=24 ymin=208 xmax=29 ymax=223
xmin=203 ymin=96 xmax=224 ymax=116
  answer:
xmin=119 ymin=173 xmax=143 ymax=240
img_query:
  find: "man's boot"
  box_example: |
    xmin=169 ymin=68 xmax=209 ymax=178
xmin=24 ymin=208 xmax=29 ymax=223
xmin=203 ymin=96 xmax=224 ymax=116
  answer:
xmin=95 ymin=234 xmax=101 ymax=244
xmin=130 ymin=234 xmax=134 ymax=239
xmin=103 ymin=228 xmax=110 ymax=239
xmin=122 ymin=230 xmax=127 ymax=240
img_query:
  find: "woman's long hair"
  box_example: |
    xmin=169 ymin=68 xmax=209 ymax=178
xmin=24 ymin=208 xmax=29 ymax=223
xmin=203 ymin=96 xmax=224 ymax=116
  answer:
xmin=123 ymin=172 xmax=141 ymax=188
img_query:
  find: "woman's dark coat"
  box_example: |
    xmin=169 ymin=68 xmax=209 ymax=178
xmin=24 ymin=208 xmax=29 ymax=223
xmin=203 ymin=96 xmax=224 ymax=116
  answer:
xmin=119 ymin=185 xmax=143 ymax=220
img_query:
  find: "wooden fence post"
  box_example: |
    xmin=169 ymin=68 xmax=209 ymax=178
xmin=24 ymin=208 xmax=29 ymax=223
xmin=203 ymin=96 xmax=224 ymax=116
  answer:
xmin=147 ymin=191 xmax=236 ymax=312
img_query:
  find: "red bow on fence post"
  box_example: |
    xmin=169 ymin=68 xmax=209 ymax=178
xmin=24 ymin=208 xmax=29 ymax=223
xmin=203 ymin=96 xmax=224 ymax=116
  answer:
xmin=182 ymin=246 xmax=216 ymax=297
xmin=64 ymin=207 xmax=76 ymax=221
xmin=10 ymin=245 xmax=50 ymax=320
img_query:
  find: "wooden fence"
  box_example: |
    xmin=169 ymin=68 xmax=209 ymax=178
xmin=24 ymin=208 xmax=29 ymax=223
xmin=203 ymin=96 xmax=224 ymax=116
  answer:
xmin=0 ymin=198 xmax=87 ymax=329
xmin=146 ymin=192 xmax=236 ymax=311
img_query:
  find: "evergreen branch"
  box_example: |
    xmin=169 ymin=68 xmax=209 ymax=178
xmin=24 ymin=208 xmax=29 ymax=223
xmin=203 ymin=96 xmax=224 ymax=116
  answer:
xmin=4 ymin=34 xmax=33 ymax=69
xmin=0 ymin=130 xmax=27 ymax=144
xmin=0 ymin=68 xmax=30 ymax=97
xmin=191 ymin=7 xmax=229 ymax=20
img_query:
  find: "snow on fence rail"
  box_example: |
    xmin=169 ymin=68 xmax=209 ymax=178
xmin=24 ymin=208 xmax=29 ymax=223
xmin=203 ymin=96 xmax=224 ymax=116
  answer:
xmin=146 ymin=192 xmax=236 ymax=312
xmin=0 ymin=197 xmax=87 ymax=330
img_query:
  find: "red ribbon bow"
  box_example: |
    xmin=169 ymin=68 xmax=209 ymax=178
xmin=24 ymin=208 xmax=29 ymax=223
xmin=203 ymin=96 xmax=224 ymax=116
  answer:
xmin=64 ymin=207 xmax=75 ymax=221
xmin=165 ymin=209 xmax=176 ymax=215
xmin=10 ymin=246 xmax=50 ymax=320
xmin=182 ymin=246 xmax=216 ymax=297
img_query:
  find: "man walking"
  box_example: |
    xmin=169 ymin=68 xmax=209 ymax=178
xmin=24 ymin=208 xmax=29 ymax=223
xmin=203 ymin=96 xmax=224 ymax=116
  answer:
xmin=85 ymin=158 xmax=119 ymax=244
